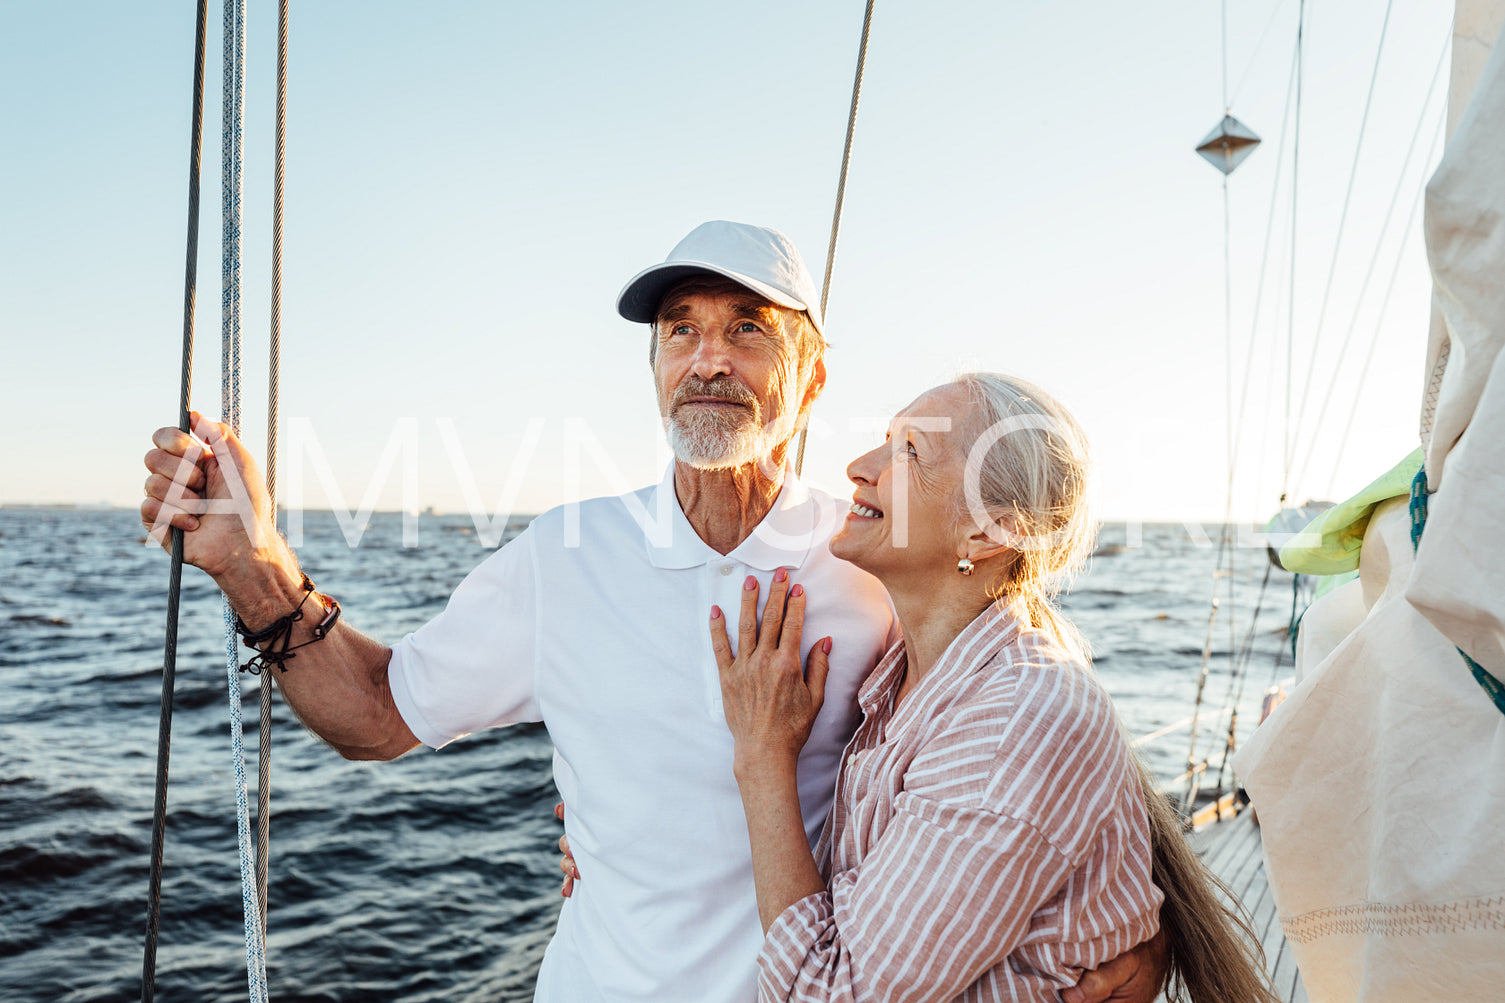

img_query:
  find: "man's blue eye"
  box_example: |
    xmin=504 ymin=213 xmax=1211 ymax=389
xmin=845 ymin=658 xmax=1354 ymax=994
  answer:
xmin=737 ymin=321 xmax=761 ymax=333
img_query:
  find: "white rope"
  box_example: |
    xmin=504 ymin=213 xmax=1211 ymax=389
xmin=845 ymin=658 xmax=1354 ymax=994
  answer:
xmin=1167 ymin=761 xmax=1209 ymax=790
xmin=220 ymin=0 xmax=269 ymax=997
xmin=1133 ymin=706 xmax=1231 ymax=750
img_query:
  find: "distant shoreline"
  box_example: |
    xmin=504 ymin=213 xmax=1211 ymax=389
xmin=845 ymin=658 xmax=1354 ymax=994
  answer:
xmin=0 ymin=505 xmax=1243 ymax=529
xmin=0 ymin=502 xmax=122 ymax=510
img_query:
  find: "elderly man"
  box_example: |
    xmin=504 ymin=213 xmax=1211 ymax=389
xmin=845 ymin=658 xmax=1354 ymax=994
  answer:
xmin=141 ymin=221 xmax=1162 ymax=1002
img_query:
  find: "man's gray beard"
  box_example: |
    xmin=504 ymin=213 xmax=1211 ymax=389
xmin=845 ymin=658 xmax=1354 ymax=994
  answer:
xmin=668 ymin=408 xmax=795 ymax=470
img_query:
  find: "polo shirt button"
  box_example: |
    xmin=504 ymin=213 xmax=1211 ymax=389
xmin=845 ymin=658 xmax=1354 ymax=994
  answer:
xmin=719 ymin=564 xmax=735 ymax=576
xmin=847 ymin=753 xmax=858 ymax=768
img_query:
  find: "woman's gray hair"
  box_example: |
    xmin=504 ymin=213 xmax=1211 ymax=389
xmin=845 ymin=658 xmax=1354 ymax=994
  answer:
xmin=953 ymin=372 xmax=1096 ymax=660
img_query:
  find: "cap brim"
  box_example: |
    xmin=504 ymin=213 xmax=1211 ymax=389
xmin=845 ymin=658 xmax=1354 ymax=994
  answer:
xmin=616 ymin=261 xmax=813 ymax=327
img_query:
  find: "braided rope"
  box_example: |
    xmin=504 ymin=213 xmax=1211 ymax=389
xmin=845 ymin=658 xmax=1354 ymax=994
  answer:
xmin=220 ymin=0 xmax=270 ymax=996
xmin=255 ymin=0 xmax=290 ymax=938
xmin=1408 ymin=466 xmax=1428 ymax=550
xmin=795 ymin=0 xmax=876 ymax=477
xmin=141 ymin=4 xmax=209 ymax=1000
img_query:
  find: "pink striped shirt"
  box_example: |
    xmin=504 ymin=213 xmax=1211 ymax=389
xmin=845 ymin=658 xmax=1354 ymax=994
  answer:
xmin=758 ymin=600 xmax=1161 ymax=1002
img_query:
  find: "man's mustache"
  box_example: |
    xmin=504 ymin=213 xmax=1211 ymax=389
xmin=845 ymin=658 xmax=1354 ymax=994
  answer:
xmin=671 ymin=376 xmax=758 ymax=412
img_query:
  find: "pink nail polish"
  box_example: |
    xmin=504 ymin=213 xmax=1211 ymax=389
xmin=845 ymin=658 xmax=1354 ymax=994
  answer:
xmin=774 ymin=567 xmax=788 ymax=582
xmin=790 ymin=584 xmax=803 ymax=598
xmin=822 ymin=637 xmax=833 ymax=654
xmin=744 ymin=575 xmax=757 ymax=590
xmin=711 ymin=606 xmax=722 ymax=620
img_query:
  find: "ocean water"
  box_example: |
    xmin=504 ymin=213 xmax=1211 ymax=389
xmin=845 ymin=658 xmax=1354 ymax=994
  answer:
xmin=0 ymin=508 xmax=1297 ymax=1002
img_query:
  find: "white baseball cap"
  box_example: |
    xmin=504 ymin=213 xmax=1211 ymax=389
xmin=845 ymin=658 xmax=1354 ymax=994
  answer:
xmin=616 ymin=220 xmax=824 ymax=337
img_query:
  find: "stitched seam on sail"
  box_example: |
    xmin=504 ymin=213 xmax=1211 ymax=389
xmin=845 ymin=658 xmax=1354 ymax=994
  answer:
xmin=1280 ymin=894 xmax=1505 ymax=942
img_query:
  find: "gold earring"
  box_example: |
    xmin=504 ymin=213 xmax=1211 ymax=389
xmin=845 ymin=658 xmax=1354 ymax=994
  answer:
xmin=957 ymin=558 xmax=974 ymax=576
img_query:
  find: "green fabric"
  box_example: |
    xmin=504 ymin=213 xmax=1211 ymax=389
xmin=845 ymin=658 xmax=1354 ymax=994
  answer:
xmin=1277 ymin=447 xmax=1424 ymax=575
xmin=1313 ymin=569 xmax=1359 ymax=599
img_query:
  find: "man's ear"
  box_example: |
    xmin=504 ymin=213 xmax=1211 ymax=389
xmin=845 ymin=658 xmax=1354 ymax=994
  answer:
xmin=801 ymin=356 xmax=828 ymax=413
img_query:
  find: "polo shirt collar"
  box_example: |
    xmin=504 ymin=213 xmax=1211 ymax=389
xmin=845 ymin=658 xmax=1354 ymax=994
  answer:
xmin=643 ymin=460 xmax=819 ymax=571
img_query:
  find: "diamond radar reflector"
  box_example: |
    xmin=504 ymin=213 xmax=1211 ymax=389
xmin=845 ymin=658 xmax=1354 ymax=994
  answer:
xmin=1195 ymin=115 xmax=1262 ymax=175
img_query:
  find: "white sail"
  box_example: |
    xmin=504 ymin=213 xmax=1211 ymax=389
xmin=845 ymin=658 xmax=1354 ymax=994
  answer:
xmin=1445 ymin=0 xmax=1505 ymax=139
xmin=1235 ymin=2 xmax=1505 ymax=999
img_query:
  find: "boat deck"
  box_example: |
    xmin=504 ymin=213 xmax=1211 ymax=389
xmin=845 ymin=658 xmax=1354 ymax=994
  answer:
xmin=1155 ymin=808 xmax=1309 ymax=1002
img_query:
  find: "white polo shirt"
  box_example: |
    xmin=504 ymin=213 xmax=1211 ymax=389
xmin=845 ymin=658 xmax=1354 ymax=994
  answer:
xmin=387 ymin=463 xmax=897 ymax=1003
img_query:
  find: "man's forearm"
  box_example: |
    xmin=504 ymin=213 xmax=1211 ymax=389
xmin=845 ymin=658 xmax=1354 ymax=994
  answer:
xmin=222 ymin=545 xmax=418 ymax=761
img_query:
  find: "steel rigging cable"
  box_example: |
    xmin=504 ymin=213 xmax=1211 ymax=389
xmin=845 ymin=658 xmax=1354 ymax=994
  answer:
xmin=1288 ymin=0 xmax=1397 ymax=454
xmin=1281 ymin=0 xmax=1305 ymax=500
xmin=1326 ymin=114 xmax=1445 ymax=497
xmin=255 ymin=0 xmax=291 ymax=938
xmin=142 ymin=3 xmax=209 ymax=1000
xmin=795 ymin=0 xmax=877 ymax=477
xmin=1297 ymin=27 xmax=1452 ymax=495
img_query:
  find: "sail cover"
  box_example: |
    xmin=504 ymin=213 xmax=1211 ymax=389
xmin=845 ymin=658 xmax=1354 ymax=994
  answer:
xmin=1236 ymin=5 xmax=1505 ymax=999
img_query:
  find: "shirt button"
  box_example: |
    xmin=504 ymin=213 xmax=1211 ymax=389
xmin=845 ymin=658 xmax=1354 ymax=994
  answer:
xmin=847 ymin=753 xmax=859 ymax=767
xmin=719 ymin=564 xmax=735 ymax=576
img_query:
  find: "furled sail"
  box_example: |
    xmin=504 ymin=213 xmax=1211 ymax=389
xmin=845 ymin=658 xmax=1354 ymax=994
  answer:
xmin=1236 ymin=1 xmax=1505 ymax=999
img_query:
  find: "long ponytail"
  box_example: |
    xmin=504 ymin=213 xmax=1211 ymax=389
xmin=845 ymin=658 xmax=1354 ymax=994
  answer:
xmin=954 ymin=372 xmax=1278 ymax=1002
xmin=1135 ymin=754 xmax=1280 ymax=1003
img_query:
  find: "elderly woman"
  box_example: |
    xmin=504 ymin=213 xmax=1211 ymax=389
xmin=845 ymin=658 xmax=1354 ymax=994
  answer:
xmin=713 ymin=374 xmax=1273 ymax=1002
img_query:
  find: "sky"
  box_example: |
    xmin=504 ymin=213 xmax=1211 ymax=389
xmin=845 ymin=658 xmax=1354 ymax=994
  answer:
xmin=0 ymin=0 xmax=1458 ymax=522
